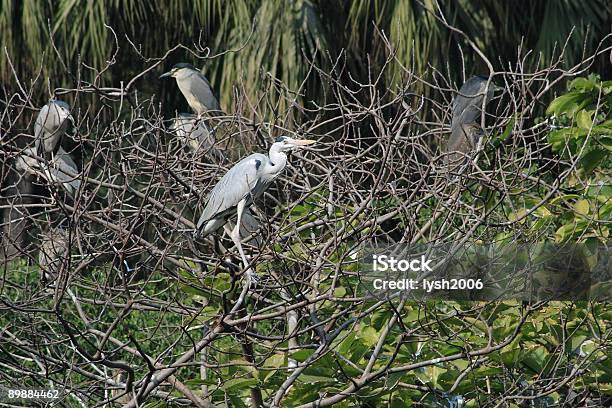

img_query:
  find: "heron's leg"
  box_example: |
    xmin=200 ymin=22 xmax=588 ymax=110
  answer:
xmin=230 ymin=199 xmax=257 ymax=283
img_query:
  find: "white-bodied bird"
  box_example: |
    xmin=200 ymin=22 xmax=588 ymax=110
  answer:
xmin=34 ymin=100 xmax=73 ymax=154
xmin=194 ymin=136 xmax=315 ymax=274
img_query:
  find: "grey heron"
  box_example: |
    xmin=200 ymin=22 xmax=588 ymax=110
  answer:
xmin=34 ymin=100 xmax=73 ymax=155
xmin=160 ymin=63 xmax=222 ymax=116
xmin=445 ymin=76 xmax=502 ymax=160
xmin=194 ymin=136 xmax=315 ymax=276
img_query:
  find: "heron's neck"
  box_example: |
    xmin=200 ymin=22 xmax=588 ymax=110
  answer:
xmin=268 ymin=146 xmax=288 ymax=176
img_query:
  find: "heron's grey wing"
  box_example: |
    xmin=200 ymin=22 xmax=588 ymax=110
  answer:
xmin=196 ymin=153 xmax=266 ymax=229
xmin=446 ymin=123 xmax=479 ymax=154
xmin=224 ymin=206 xmax=262 ymax=244
xmin=51 ymin=148 xmax=80 ymax=193
xmin=172 ymin=115 xmax=220 ymax=155
xmin=198 ymin=73 xmax=222 ymax=112
xmin=192 ymin=122 xmax=226 ymax=162
xmin=47 ymin=167 xmax=80 ymax=194
xmin=56 ymin=147 xmax=78 ymax=169
xmin=171 ymin=116 xmax=193 ymax=135
xmin=191 ymin=122 xmax=216 ymax=149
xmin=188 ymin=72 xmax=222 ymax=112
xmin=452 ymin=77 xmax=497 ymax=127
xmin=170 ymin=116 xmax=194 ymax=145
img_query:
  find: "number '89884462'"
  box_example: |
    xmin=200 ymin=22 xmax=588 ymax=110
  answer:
xmin=4 ymin=389 xmax=60 ymax=400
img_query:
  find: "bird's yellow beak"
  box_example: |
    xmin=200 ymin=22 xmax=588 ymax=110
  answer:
xmin=294 ymin=139 xmax=316 ymax=146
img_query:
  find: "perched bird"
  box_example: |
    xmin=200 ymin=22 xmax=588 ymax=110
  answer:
xmin=170 ymin=113 xmax=226 ymax=161
xmin=38 ymin=228 xmax=69 ymax=285
xmin=15 ymin=100 xmax=80 ymax=194
xmin=160 ymin=63 xmax=222 ymax=116
xmin=195 ymin=136 xmax=315 ymax=272
xmin=15 ymin=146 xmax=80 ymax=194
xmin=445 ymin=76 xmax=501 ymax=160
xmin=34 ymin=100 xmax=73 ymax=155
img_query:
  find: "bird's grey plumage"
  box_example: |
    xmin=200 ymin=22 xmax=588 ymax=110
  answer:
xmin=194 ymin=136 xmax=315 ymax=284
xmin=451 ymin=76 xmax=497 ymax=128
xmin=34 ymin=100 xmax=72 ymax=154
xmin=50 ymin=147 xmax=81 ymax=193
xmin=16 ymin=147 xmax=80 ymax=194
xmin=445 ymin=76 xmax=500 ymax=160
xmin=195 ymin=136 xmax=316 ymax=237
xmin=170 ymin=113 xmax=226 ymax=161
xmin=161 ymin=63 xmax=222 ymax=115
xmin=39 ymin=228 xmax=69 ymax=284
xmin=446 ymin=123 xmax=485 ymax=157
xmin=196 ymin=152 xmax=269 ymax=232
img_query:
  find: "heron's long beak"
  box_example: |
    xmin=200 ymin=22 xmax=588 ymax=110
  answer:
xmin=159 ymin=71 xmax=173 ymax=79
xmin=294 ymin=139 xmax=316 ymax=146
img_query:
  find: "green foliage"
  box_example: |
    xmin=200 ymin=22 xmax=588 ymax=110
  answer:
xmin=544 ymin=75 xmax=611 ymax=243
xmin=547 ymin=75 xmax=612 ymax=170
xmin=1 ymin=0 xmax=609 ymax=109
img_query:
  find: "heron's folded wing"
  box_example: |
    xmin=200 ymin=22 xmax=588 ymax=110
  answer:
xmin=186 ymin=72 xmax=222 ymax=113
xmin=196 ymin=153 xmax=265 ymax=229
xmin=50 ymin=149 xmax=80 ymax=193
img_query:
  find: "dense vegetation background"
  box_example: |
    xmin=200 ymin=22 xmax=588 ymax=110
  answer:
xmin=1 ymin=0 xmax=610 ymax=111
xmin=1 ymin=1 xmax=610 ymax=407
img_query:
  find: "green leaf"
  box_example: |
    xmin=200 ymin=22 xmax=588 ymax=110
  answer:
xmin=574 ymin=199 xmax=590 ymax=216
xmin=336 ymin=332 xmax=356 ymax=355
xmin=580 ymin=149 xmax=607 ymax=173
xmin=555 ymin=223 xmax=574 ymax=243
xmin=333 ymin=286 xmax=346 ymax=297
xmin=500 ymin=347 xmax=522 ymax=367
xmin=533 ymin=205 xmax=552 ymax=218
xmin=522 ymin=346 xmax=548 ymax=373
xmin=298 ymin=374 xmax=336 ymax=384
xmin=569 ymin=77 xmax=597 ymax=92
xmin=600 ymin=137 xmax=612 ymax=151
xmin=264 ymin=354 xmax=285 ymax=369
xmin=291 ymin=349 xmax=313 ymax=362
xmin=598 ymin=201 xmax=612 ymax=219
xmin=222 ymin=378 xmax=258 ymax=391
xmin=546 ymin=92 xmax=583 ymax=116
xmin=576 ymin=110 xmax=593 ymax=129
xmin=180 ymin=284 xmax=208 ymax=297
xmin=550 ymin=194 xmax=581 ymax=205
xmin=185 ymin=378 xmax=218 ymax=386
xmin=360 ymin=326 xmax=379 ymax=347
xmin=228 ymin=394 xmax=248 ymax=408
